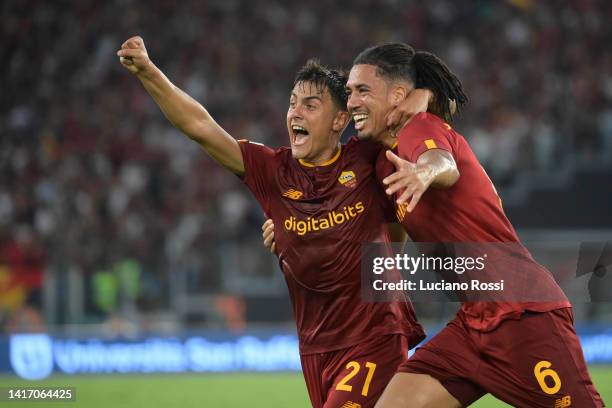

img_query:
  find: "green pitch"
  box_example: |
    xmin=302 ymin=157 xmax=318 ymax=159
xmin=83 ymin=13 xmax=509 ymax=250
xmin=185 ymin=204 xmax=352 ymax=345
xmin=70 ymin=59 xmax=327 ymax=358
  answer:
xmin=1 ymin=367 xmax=610 ymax=407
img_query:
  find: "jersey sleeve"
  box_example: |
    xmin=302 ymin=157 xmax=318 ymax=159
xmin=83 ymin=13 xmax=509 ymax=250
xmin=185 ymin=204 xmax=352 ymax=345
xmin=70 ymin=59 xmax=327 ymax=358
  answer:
xmin=237 ymin=139 xmax=278 ymax=215
xmin=397 ymin=112 xmax=455 ymax=162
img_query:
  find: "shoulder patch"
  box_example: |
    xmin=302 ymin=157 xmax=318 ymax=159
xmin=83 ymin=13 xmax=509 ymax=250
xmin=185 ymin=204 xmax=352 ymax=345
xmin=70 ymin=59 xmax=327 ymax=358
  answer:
xmin=424 ymin=139 xmax=438 ymax=150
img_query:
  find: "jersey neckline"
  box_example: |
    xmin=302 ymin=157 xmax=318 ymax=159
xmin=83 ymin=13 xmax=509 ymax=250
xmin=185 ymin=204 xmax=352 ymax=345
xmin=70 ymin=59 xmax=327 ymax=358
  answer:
xmin=298 ymin=145 xmax=342 ymax=167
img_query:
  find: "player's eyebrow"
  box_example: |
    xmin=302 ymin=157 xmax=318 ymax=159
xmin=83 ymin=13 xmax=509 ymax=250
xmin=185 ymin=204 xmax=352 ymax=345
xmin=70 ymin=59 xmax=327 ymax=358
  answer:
xmin=303 ymin=95 xmax=322 ymax=102
xmin=290 ymin=93 xmax=322 ymax=101
xmin=348 ymin=83 xmax=370 ymax=91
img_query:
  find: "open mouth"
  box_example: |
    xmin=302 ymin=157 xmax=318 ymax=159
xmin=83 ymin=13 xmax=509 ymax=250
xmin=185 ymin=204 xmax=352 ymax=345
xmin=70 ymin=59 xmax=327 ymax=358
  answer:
xmin=353 ymin=113 xmax=368 ymax=131
xmin=291 ymin=124 xmax=310 ymax=146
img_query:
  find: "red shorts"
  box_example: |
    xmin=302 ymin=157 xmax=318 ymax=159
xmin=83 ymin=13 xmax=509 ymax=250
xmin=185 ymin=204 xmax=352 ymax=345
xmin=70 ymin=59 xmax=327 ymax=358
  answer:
xmin=301 ymin=334 xmax=408 ymax=408
xmin=399 ymin=308 xmax=604 ymax=407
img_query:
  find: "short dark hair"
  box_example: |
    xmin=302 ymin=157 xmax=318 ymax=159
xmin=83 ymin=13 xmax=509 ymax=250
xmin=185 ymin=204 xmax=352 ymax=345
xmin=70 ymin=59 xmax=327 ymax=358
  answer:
xmin=354 ymin=43 xmax=468 ymax=122
xmin=293 ymin=59 xmax=348 ymax=111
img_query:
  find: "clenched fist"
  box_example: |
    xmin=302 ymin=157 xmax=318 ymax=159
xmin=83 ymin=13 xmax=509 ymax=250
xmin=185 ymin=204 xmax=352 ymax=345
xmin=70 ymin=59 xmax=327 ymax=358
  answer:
xmin=117 ymin=36 xmax=153 ymax=76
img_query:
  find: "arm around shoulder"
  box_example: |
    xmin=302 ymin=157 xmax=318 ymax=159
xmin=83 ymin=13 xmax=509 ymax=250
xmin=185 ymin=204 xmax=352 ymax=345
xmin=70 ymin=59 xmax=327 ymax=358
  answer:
xmin=416 ymin=149 xmax=459 ymax=189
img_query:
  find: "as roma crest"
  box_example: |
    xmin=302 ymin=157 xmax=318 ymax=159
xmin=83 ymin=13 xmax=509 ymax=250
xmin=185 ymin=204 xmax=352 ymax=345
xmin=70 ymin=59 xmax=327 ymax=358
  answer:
xmin=338 ymin=170 xmax=357 ymax=188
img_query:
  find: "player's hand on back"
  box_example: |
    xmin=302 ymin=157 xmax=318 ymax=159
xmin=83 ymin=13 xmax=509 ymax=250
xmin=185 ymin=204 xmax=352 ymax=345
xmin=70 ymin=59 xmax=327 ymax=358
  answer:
xmin=262 ymin=218 xmax=276 ymax=254
xmin=385 ymin=88 xmax=433 ymax=136
xmin=117 ymin=36 xmax=153 ymax=76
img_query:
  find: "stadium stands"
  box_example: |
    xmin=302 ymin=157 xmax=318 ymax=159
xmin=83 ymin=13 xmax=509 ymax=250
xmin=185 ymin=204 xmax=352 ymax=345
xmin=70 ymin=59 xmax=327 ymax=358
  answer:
xmin=1 ymin=0 xmax=611 ymax=330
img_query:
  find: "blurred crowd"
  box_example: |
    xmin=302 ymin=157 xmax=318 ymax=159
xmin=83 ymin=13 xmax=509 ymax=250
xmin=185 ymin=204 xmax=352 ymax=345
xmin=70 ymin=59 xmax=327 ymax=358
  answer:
xmin=1 ymin=0 xmax=611 ymax=330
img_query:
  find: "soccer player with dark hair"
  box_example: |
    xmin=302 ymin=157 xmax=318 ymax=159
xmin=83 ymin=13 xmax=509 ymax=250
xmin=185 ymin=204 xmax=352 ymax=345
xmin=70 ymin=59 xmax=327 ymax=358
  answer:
xmin=345 ymin=42 xmax=604 ymax=407
xmin=117 ymin=36 xmax=431 ymax=407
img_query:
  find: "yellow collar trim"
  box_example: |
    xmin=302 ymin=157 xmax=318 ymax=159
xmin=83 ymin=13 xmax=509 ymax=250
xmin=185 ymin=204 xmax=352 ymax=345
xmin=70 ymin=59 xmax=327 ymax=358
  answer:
xmin=299 ymin=145 xmax=342 ymax=167
xmin=390 ymin=141 xmax=398 ymax=149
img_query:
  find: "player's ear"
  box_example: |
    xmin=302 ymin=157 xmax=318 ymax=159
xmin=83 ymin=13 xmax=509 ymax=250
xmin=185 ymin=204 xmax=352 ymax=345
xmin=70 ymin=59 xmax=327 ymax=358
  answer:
xmin=332 ymin=110 xmax=350 ymax=133
xmin=389 ymin=83 xmax=409 ymax=106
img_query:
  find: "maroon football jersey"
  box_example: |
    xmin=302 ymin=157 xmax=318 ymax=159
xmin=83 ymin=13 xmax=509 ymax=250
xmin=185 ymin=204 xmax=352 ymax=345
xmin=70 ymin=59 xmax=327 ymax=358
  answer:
xmin=239 ymin=137 xmax=424 ymax=354
xmin=380 ymin=112 xmax=570 ymax=331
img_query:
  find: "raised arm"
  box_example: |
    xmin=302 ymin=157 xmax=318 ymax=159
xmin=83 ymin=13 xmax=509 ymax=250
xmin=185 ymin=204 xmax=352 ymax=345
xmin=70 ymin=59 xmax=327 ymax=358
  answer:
xmin=117 ymin=36 xmax=244 ymax=175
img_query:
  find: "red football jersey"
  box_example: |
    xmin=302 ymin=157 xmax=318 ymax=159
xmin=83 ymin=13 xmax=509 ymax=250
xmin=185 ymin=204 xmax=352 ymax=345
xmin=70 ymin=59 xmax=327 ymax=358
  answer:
xmin=386 ymin=112 xmax=570 ymax=331
xmin=239 ymin=137 xmax=425 ymax=354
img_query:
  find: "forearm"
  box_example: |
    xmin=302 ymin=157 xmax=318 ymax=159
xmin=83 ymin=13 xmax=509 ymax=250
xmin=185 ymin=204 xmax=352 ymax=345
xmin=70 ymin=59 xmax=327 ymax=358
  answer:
xmin=137 ymin=65 xmax=208 ymax=133
xmin=417 ymin=149 xmax=459 ymax=188
xmin=137 ymin=66 xmax=244 ymax=174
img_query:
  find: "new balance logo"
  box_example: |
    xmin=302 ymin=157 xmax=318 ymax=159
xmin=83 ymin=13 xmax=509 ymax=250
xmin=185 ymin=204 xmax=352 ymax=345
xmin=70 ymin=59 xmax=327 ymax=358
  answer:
xmin=282 ymin=189 xmax=303 ymax=200
xmin=554 ymin=395 xmax=571 ymax=407
xmin=341 ymin=402 xmax=361 ymax=408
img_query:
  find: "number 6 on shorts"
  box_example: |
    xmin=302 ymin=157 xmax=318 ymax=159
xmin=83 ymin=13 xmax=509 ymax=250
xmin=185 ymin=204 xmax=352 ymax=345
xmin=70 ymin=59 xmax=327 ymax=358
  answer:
xmin=534 ymin=360 xmax=562 ymax=395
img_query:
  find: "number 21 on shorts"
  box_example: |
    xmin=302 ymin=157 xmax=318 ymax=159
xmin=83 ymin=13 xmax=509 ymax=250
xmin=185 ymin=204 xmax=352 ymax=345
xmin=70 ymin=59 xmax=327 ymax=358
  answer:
xmin=336 ymin=361 xmax=377 ymax=397
xmin=534 ymin=360 xmax=562 ymax=395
